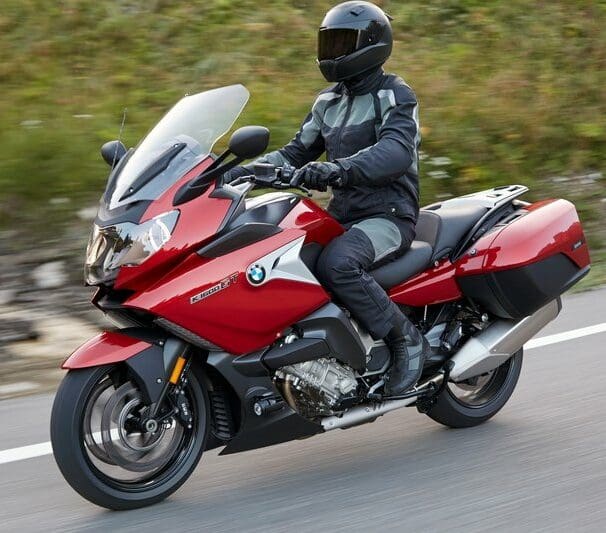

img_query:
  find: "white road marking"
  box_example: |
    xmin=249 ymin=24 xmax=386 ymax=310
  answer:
xmin=524 ymin=322 xmax=606 ymax=350
xmin=0 ymin=442 xmax=52 ymax=465
xmin=1 ymin=321 xmax=606 ymax=466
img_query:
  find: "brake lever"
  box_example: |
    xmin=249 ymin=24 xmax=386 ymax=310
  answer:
xmin=297 ymin=184 xmax=312 ymax=197
xmin=229 ymin=175 xmax=255 ymax=187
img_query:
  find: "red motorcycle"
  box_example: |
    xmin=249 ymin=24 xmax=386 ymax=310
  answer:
xmin=50 ymin=85 xmax=591 ymax=509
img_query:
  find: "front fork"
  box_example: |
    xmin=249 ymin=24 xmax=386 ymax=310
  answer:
xmin=148 ymin=346 xmax=194 ymax=429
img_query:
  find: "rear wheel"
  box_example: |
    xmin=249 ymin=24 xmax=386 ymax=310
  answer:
xmin=51 ymin=363 xmax=209 ymax=510
xmin=425 ymin=349 xmax=523 ymax=428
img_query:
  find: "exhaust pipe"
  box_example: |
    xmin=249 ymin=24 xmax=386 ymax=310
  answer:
xmin=321 ymin=374 xmax=444 ymax=431
xmin=449 ymin=298 xmax=561 ymax=382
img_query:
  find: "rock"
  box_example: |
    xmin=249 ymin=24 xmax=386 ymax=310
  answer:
xmin=0 ymin=289 xmax=16 ymax=305
xmin=7 ymin=314 xmax=98 ymax=361
xmin=0 ymin=381 xmax=39 ymax=398
xmin=77 ymin=206 xmax=98 ymax=221
xmin=0 ymin=318 xmax=38 ymax=343
xmin=31 ymin=261 xmax=68 ymax=289
xmin=20 ymin=120 xmax=43 ymax=128
xmin=428 ymin=170 xmax=450 ymax=180
xmin=428 ymin=156 xmax=452 ymax=166
xmin=0 ymin=345 xmax=9 ymax=362
xmin=49 ymin=197 xmax=70 ymax=205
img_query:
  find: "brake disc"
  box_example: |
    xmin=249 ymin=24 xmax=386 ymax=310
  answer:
xmin=100 ymin=382 xmax=182 ymax=473
xmin=83 ymin=377 xmax=117 ymax=465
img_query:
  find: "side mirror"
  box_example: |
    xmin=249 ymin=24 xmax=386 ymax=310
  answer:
xmin=101 ymin=140 xmax=127 ymax=167
xmin=172 ymin=126 xmax=270 ymax=206
xmin=228 ymin=126 xmax=269 ymax=160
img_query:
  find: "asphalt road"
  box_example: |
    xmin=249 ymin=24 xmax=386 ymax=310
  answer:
xmin=1 ymin=288 xmax=606 ymax=532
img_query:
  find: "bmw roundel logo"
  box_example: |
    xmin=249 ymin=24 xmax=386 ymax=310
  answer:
xmin=247 ymin=264 xmax=266 ymax=285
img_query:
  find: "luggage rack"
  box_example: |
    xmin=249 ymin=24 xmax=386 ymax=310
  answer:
xmin=448 ymin=184 xmax=529 ymax=210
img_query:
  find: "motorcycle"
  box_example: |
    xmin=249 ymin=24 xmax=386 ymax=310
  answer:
xmin=50 ymin=84 xmax=591 ymax=510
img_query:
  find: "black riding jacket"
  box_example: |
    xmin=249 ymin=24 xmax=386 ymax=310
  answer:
xmin=253 ymin=68 xmax=421 ymax=224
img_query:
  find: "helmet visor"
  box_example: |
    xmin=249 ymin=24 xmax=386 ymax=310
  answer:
xmin=318 ymin=28 xmax=360 ymax=60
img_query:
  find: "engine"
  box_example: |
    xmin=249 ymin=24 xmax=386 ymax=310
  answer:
xmin=274 ymin=358 xmax=358 ymax=419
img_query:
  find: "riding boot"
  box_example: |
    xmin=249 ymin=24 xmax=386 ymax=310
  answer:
xmin=383 ymin=318 xmax=430 ymax=396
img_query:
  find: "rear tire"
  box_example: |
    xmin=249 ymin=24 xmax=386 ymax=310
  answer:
xmin=425 ymin=349 xmax=523 ymax=428
xmin=51 ymin=363 xmax=209 ymax=510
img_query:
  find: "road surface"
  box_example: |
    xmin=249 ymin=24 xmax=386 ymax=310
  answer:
xmin=1 ymin=288 xmax=606 ymax=532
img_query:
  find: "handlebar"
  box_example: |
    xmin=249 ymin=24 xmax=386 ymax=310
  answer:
xmin=287 ymin=167 xmax=343 ymax=189
xmin=228 ymin=162 xmax=313 ymax=196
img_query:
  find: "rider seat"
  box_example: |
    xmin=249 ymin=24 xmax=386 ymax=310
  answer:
xmin=369 ymin=202 xmax=488 ymax=289
xmin=370 ymin=241 xmax=432 ymax=289
xmin=415 ymin=202 xmax=488 ymax=262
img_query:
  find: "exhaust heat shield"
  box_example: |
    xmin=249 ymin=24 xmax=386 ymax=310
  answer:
xmin=449 ymin=298 xmax=561 ymax=381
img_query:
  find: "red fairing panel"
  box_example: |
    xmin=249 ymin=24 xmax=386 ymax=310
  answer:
xmin=388 ymin=231 xmax=493 ymax=306
xmin=389 ymin=260 xmax=462 ymax=306
xmin=63 ymin=331 xmax=151 ymax=369
xmin=114 ymin=159 xmax=232 ymax=293
xmin=125 ymin=229 xmax=330 ymax=355
xmin=280 ymin=198 xmax=344 ymax=245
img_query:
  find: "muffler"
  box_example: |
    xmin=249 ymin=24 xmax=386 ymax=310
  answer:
xmin=449 ymin=298 xmax=561 ymax=382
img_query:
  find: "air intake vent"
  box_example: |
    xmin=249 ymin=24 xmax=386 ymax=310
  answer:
xmin=155 ymin=318 xmax=221 ymax=351
xmin=209 ymin=387 xmax=235 ymax=440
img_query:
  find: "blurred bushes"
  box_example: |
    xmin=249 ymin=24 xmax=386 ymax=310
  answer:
xmin=0 ymin=0 xmax=604 ymax=252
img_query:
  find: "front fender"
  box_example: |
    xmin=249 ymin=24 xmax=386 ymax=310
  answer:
xmin=62 ymin=328 xmax=189 ymax=404
xmin=63 ymin=331 xmax=152 ymax=369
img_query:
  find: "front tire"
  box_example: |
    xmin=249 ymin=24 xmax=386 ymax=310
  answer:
xmin=50 ymin=363 xmax=210 ymax=510
xmin=425 ymin=349 xmax=523 ymax=428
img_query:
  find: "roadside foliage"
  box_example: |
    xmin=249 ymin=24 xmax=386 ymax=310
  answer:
xmin=0 ymin=0 xmax=604 ymax=282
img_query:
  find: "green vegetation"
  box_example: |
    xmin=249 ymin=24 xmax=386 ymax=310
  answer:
xmin=0 ymin=1 xmax=604 ymax=257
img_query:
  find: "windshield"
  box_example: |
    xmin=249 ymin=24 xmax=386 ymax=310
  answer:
xmin=107 ymin=85 xmax=249 ymax=209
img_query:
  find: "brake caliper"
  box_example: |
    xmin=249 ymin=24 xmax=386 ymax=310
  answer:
xmin=174 ymin=386 xmax=193 ymax=429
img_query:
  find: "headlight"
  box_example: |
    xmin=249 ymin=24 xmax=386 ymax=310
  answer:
xmin=84 ymin=210 xmax=179 ymax=285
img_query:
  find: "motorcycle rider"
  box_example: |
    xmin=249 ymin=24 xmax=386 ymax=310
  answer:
xmin=225 ymin=1 xmax=429 ymax=395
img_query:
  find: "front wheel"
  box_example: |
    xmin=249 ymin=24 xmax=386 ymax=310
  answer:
xmin=50 ymin=363 xmax=209 ymax=510
xmin=425 ymin=349 xmax=523 ymax=428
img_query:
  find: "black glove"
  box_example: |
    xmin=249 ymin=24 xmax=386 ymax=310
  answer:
xmin=292 ymin=161 xmax=343 ymax=192
xmin=222 ymin=165 xmax=252 ymax=184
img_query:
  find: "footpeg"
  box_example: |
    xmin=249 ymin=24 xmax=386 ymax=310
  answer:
xmin=373 ymin=361 xmax=453 ymax=404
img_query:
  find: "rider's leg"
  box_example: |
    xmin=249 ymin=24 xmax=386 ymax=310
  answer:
xmin=316 ymin=217 xmax=429 ymax=394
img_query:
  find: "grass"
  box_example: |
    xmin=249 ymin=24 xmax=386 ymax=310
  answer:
xmin=573 ymin=250 xmax=606 ymax=292
xmin=0 ymin=0 xmax=604 ymax=262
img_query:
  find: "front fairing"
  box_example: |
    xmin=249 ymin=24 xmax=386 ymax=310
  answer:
xmin=85 ymin=85 xmax=249 ymax=286
xmin=112 ymin=176 xmax=234 ymax=293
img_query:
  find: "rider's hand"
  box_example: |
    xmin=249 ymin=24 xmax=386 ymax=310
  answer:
xmin=292 ymin=161 xmax=343 ymax=192
xmin=222 ymin=165 xmax=251 ymax=184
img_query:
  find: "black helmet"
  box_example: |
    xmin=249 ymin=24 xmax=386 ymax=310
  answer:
xmin=317 ymin=1 xmax=393 ymax=83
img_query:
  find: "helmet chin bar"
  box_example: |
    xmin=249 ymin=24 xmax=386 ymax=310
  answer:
xmin=317 ymin=43 xmax=391 ymax=82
